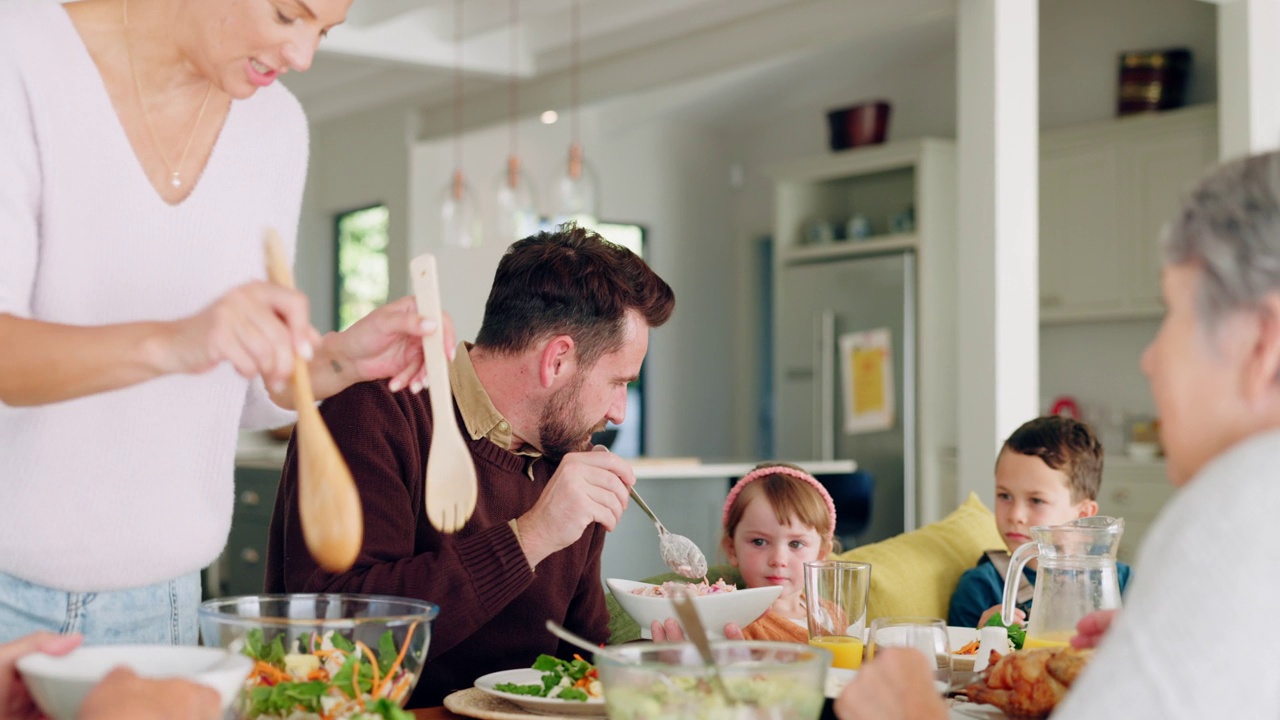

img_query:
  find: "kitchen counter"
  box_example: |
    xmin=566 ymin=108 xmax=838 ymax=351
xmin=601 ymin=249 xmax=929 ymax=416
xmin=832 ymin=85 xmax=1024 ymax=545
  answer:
xmin=235 ymin=430 xmax=856 ymax=479
xmin=232 ymin=430 xmax=856 ymax=582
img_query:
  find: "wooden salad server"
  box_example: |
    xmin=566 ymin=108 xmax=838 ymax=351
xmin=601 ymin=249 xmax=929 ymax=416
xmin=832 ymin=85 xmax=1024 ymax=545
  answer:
xmin=264 ymin=229 xmax=363 ymax=571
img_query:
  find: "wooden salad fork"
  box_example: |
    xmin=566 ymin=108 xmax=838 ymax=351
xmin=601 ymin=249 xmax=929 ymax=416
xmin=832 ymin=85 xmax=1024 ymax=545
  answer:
xmin=264 ymin=229 xmax=363 ymax=572
xmin=410 ymin=253 xmax=478 ymax=534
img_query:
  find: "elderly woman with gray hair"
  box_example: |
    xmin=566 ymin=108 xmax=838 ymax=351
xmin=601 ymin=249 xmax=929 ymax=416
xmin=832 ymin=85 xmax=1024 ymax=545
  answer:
xmin=836 ymin=150 xmax=1280 ymax=720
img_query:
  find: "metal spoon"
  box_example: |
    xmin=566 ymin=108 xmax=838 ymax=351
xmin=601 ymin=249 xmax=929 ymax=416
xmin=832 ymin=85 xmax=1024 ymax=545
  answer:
xmin=628 ymin=486 xmax=708 ymax=578
xmin=668 ymin=589 xmax=741 ymax=707
xmin=544 ymin=620 xmax=634 ymax=665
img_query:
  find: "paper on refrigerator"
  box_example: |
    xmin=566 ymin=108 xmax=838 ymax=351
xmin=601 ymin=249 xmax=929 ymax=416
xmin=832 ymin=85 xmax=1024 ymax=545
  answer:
xmin=840 ymin=328 xmax=895 ymax=434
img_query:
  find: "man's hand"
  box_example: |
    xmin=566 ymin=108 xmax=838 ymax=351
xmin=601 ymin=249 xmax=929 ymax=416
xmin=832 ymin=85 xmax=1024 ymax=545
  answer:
xmin=834 ymin=648 xmax=948 ymax=720
xmin=1071 ymin=609 xmax=1119 ymax=649
xmin=517 ymin=447 xmax=634 ymax=568
xmin=0 ymin=632 xmax=81 ymax=720
xmin=650 ymin=619 xmax=745 ymax=642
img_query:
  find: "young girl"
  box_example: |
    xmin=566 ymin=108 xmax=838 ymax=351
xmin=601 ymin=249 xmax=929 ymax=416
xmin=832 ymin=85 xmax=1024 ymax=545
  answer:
xmin=725 ymin=462 xmax=837 ymax=641
xmin=650 ymin=462 xmax=837 ymax=642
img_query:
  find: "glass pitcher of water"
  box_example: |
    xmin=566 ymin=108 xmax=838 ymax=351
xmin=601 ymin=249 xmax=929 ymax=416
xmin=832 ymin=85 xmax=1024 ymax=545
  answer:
xmin=1001 ymin=516 xmax=1125 ymax=648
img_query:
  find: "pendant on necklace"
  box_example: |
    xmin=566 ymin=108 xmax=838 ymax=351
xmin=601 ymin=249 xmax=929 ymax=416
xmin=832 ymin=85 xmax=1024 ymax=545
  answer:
xmin=170 ymin=172 xmax=182 ymax=189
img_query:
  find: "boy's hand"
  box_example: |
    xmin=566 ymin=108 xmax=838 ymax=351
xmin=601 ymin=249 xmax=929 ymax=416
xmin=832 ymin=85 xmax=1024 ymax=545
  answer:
xmin=1071 ymin=609 xmax=1118 ymax=649
xmin=978 ymin=604 xmax=1025 ymax=629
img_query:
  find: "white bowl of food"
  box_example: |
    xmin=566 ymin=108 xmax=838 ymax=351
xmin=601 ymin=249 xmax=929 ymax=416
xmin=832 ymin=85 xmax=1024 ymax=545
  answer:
xmin=16 ymin=645 xmax=252 ymax=720
xmin=606 ymin=578 xmax=783 ymax=639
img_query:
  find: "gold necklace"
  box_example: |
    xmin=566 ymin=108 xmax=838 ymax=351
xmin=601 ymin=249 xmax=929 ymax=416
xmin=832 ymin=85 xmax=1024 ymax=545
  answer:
xmin=122 ymin=0 xmax=213 ymax=189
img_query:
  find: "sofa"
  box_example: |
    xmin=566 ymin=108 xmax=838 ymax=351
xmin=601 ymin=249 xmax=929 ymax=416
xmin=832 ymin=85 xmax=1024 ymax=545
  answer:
xmin=605 ymin=492 xmax=1004 ymax=643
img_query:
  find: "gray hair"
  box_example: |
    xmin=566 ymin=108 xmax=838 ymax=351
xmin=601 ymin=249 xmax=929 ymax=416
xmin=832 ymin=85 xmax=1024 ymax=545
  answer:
xmin=1163 ymin=151 xmax=1280 ymax=330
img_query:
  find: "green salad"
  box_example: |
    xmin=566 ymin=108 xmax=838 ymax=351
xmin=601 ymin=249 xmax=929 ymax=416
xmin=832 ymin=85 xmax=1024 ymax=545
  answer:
xmin=983 ymin=613 xmax=1027 ymax=650
xmin=236 ymin=627 xmax=418 ymax=720
xmin=494 ymin=654 xmax=602 ymax=702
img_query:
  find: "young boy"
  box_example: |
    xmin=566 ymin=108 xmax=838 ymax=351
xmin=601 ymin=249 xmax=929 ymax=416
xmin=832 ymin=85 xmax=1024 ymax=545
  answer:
xmin=948 ymin=416 xmax=1132 ymax=629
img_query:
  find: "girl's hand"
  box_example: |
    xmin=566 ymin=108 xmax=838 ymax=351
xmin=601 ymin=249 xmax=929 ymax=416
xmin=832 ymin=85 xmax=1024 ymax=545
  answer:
xmin=649 ymin=619 xmax=744 ymax=642
xmin=165 ymin=281 xmax=321 ymax=393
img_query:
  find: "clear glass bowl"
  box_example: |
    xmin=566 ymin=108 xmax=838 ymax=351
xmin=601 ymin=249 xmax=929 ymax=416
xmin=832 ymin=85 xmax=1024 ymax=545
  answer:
xmin=596 ymin=641 xmax=828 ymax=720
xmin=198 ymin=594 xmax=438 ymax=720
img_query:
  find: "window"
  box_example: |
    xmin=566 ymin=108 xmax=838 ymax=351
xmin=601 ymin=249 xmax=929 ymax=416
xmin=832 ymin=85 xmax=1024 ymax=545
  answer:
xmin=334 ymin=205 xmax=390 ymax=332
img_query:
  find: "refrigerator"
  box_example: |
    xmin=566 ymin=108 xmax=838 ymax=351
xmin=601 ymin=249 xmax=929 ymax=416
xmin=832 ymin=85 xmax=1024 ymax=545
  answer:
xmin=774 ymin=250 xmax=916 ymax=544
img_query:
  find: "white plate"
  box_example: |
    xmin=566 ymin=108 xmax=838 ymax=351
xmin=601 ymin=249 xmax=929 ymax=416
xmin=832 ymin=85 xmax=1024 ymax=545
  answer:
xmin=606 ymin=579 xmax=783 ymax=639
xmin=474 ymin=668 xmax=607 ymax=717
xmin=16 ymin=645 xmax=251 ymax=720
xmin=950 ymin=703 xmax=1008 ymax=719
xmin=824 ymin=667 xmax=857 ymax=699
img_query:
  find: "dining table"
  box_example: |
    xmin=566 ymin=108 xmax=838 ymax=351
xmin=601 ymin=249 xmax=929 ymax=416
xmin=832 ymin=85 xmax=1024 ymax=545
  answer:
xmin=412 ymin=709 xmax=463 ymax=720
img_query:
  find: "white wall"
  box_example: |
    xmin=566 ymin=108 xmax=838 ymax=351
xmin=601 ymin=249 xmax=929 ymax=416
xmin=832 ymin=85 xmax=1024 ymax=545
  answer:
xmin=296 ymin=105 xmax=416 ymax=332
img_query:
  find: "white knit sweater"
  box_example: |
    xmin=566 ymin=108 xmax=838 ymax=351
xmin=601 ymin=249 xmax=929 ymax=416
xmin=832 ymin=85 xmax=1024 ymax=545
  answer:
xmin=0 ymin=0 xmax=305 ymax=591
xmin=1055 ymin=429 xmax=1280 ymax=719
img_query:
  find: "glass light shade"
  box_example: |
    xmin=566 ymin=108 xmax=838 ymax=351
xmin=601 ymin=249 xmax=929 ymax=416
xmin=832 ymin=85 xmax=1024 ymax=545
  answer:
xmin=492 ymin=156 xmax=540 ymax=242
xmin=550 ymin=143 xmax=600 ymax=224
xmin=440 ymin=169 xmax=481 ymax=249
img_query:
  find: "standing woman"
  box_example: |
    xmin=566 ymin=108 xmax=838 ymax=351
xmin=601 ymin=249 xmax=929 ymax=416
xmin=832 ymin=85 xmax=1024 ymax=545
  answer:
xmin=0 ymin=0 xmax=440 ymax=645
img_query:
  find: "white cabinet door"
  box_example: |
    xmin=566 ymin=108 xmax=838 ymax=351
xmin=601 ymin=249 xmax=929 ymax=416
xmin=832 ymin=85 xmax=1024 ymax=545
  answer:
xmin=1040 ymin=145 xmax=1124 ymax=318
xmin=1124 ymin=129 xmax=1218 ymax=311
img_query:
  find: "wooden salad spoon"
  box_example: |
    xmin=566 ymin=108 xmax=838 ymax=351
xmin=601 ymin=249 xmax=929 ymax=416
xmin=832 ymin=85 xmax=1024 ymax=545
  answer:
xmin=264 ymin=229 xmax=363 ymax=571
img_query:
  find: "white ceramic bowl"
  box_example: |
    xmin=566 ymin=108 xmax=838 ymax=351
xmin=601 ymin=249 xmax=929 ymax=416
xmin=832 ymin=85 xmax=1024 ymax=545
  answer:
xmin=16 ymin=645 xmax=252 ymax=720
xmin=606 ymin=578 xmax=783 ymax=639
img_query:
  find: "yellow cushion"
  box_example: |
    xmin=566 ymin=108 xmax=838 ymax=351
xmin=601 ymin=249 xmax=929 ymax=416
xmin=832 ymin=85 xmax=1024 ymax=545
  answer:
xmin=834 ymin=492 xmax=1005 ymax=621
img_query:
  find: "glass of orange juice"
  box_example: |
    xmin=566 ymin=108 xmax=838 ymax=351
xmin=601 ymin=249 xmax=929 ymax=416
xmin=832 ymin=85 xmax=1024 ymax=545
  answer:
xmin=867 ymin=617 xmax=951 ymax=692
xmin=803 ymin=560 xmax=871 ymax=670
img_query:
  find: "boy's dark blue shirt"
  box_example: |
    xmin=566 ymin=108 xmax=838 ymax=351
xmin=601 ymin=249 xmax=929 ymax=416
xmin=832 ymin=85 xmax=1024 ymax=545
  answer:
xmin=947 ymin=552 xmax=1133 ymax=628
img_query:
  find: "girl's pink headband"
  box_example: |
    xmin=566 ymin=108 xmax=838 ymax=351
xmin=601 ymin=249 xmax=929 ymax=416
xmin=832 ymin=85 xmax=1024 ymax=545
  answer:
xmin=722 ymin=465 xmax=837 ymax=542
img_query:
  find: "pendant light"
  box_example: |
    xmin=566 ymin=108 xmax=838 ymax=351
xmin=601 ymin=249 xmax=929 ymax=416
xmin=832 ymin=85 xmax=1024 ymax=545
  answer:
xmin=492 ymin=0 xmax=539 ymax=242
xmin=550 ymin=0 xmax=600 ymax=224
xmin=440 ymin=0 xmax=480 ymax=248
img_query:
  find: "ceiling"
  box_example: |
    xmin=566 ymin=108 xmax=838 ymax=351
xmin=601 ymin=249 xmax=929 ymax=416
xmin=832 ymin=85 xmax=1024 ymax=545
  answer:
xmin=281 ymin=0 xmax=958 ymax=133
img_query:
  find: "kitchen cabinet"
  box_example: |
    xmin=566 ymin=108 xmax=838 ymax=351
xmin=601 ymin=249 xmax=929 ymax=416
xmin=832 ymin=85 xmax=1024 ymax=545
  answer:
xmin=1040 ymin=105 xmax=1217 ymax=324
xmin=204 ymin=462 xmax=282 ymax=598
xmin=1097 ymin=457 xmax=1176 ymax=566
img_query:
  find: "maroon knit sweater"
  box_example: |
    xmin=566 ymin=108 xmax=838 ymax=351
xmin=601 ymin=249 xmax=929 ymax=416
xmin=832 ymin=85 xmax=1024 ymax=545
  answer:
xmin=264 ymin=380 xmax=610 ymax=708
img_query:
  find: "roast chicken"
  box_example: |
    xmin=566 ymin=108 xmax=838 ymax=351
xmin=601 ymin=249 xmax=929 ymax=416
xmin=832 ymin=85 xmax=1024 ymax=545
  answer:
xmin=963 ymin=646 xmax=1092 ymax=719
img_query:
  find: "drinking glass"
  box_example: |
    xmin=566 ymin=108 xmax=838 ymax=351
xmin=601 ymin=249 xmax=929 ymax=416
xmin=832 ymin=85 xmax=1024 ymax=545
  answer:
xmin=867 ymin=616 xmax=951 ymax=693
xmin=803 ymin=560 xmax=871 ymax=670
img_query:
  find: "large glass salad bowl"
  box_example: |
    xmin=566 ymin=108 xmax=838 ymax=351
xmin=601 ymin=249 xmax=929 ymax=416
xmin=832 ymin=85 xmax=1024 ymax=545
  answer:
xmin=198 ymin=594 xmax=438 ymax=720
xmin=596 ymin=640 xmax=828 ymax=720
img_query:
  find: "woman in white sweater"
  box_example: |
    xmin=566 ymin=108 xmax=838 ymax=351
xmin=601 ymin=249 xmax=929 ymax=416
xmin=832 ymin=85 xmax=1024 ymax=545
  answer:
xmin=0 ymin=0 xmax=442 ymax=645
xmin=835 ymin=151 xmax=1280 ymax=719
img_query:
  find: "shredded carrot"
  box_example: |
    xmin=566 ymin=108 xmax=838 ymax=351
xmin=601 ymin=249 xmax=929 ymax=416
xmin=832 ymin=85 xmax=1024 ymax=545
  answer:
xmin=351 ymin=659 xmax=366 ymax=709
xmin=389 ymin=675 xmax=411 ymax=702
xmin=372 ymin=621 xmax=418 ymax=698
xmin=956 ymin=639 xmax=980 ymax=655
xmin=306 ymin=669 xmax=329 ymax=682
xmin=253 ymin=661 xmax=288 ymax=684
xmin=355 ymin=640 xmax=381 ymax=695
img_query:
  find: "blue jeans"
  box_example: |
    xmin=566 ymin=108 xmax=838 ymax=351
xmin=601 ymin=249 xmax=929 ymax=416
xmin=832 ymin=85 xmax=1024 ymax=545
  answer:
xmin=0 ymin=571 xmax=201 ymax=645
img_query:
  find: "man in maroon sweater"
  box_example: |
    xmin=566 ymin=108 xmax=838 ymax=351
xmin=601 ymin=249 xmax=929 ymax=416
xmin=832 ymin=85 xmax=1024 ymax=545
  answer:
xmin=264 ymin=224 xmax=675 ymax=708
